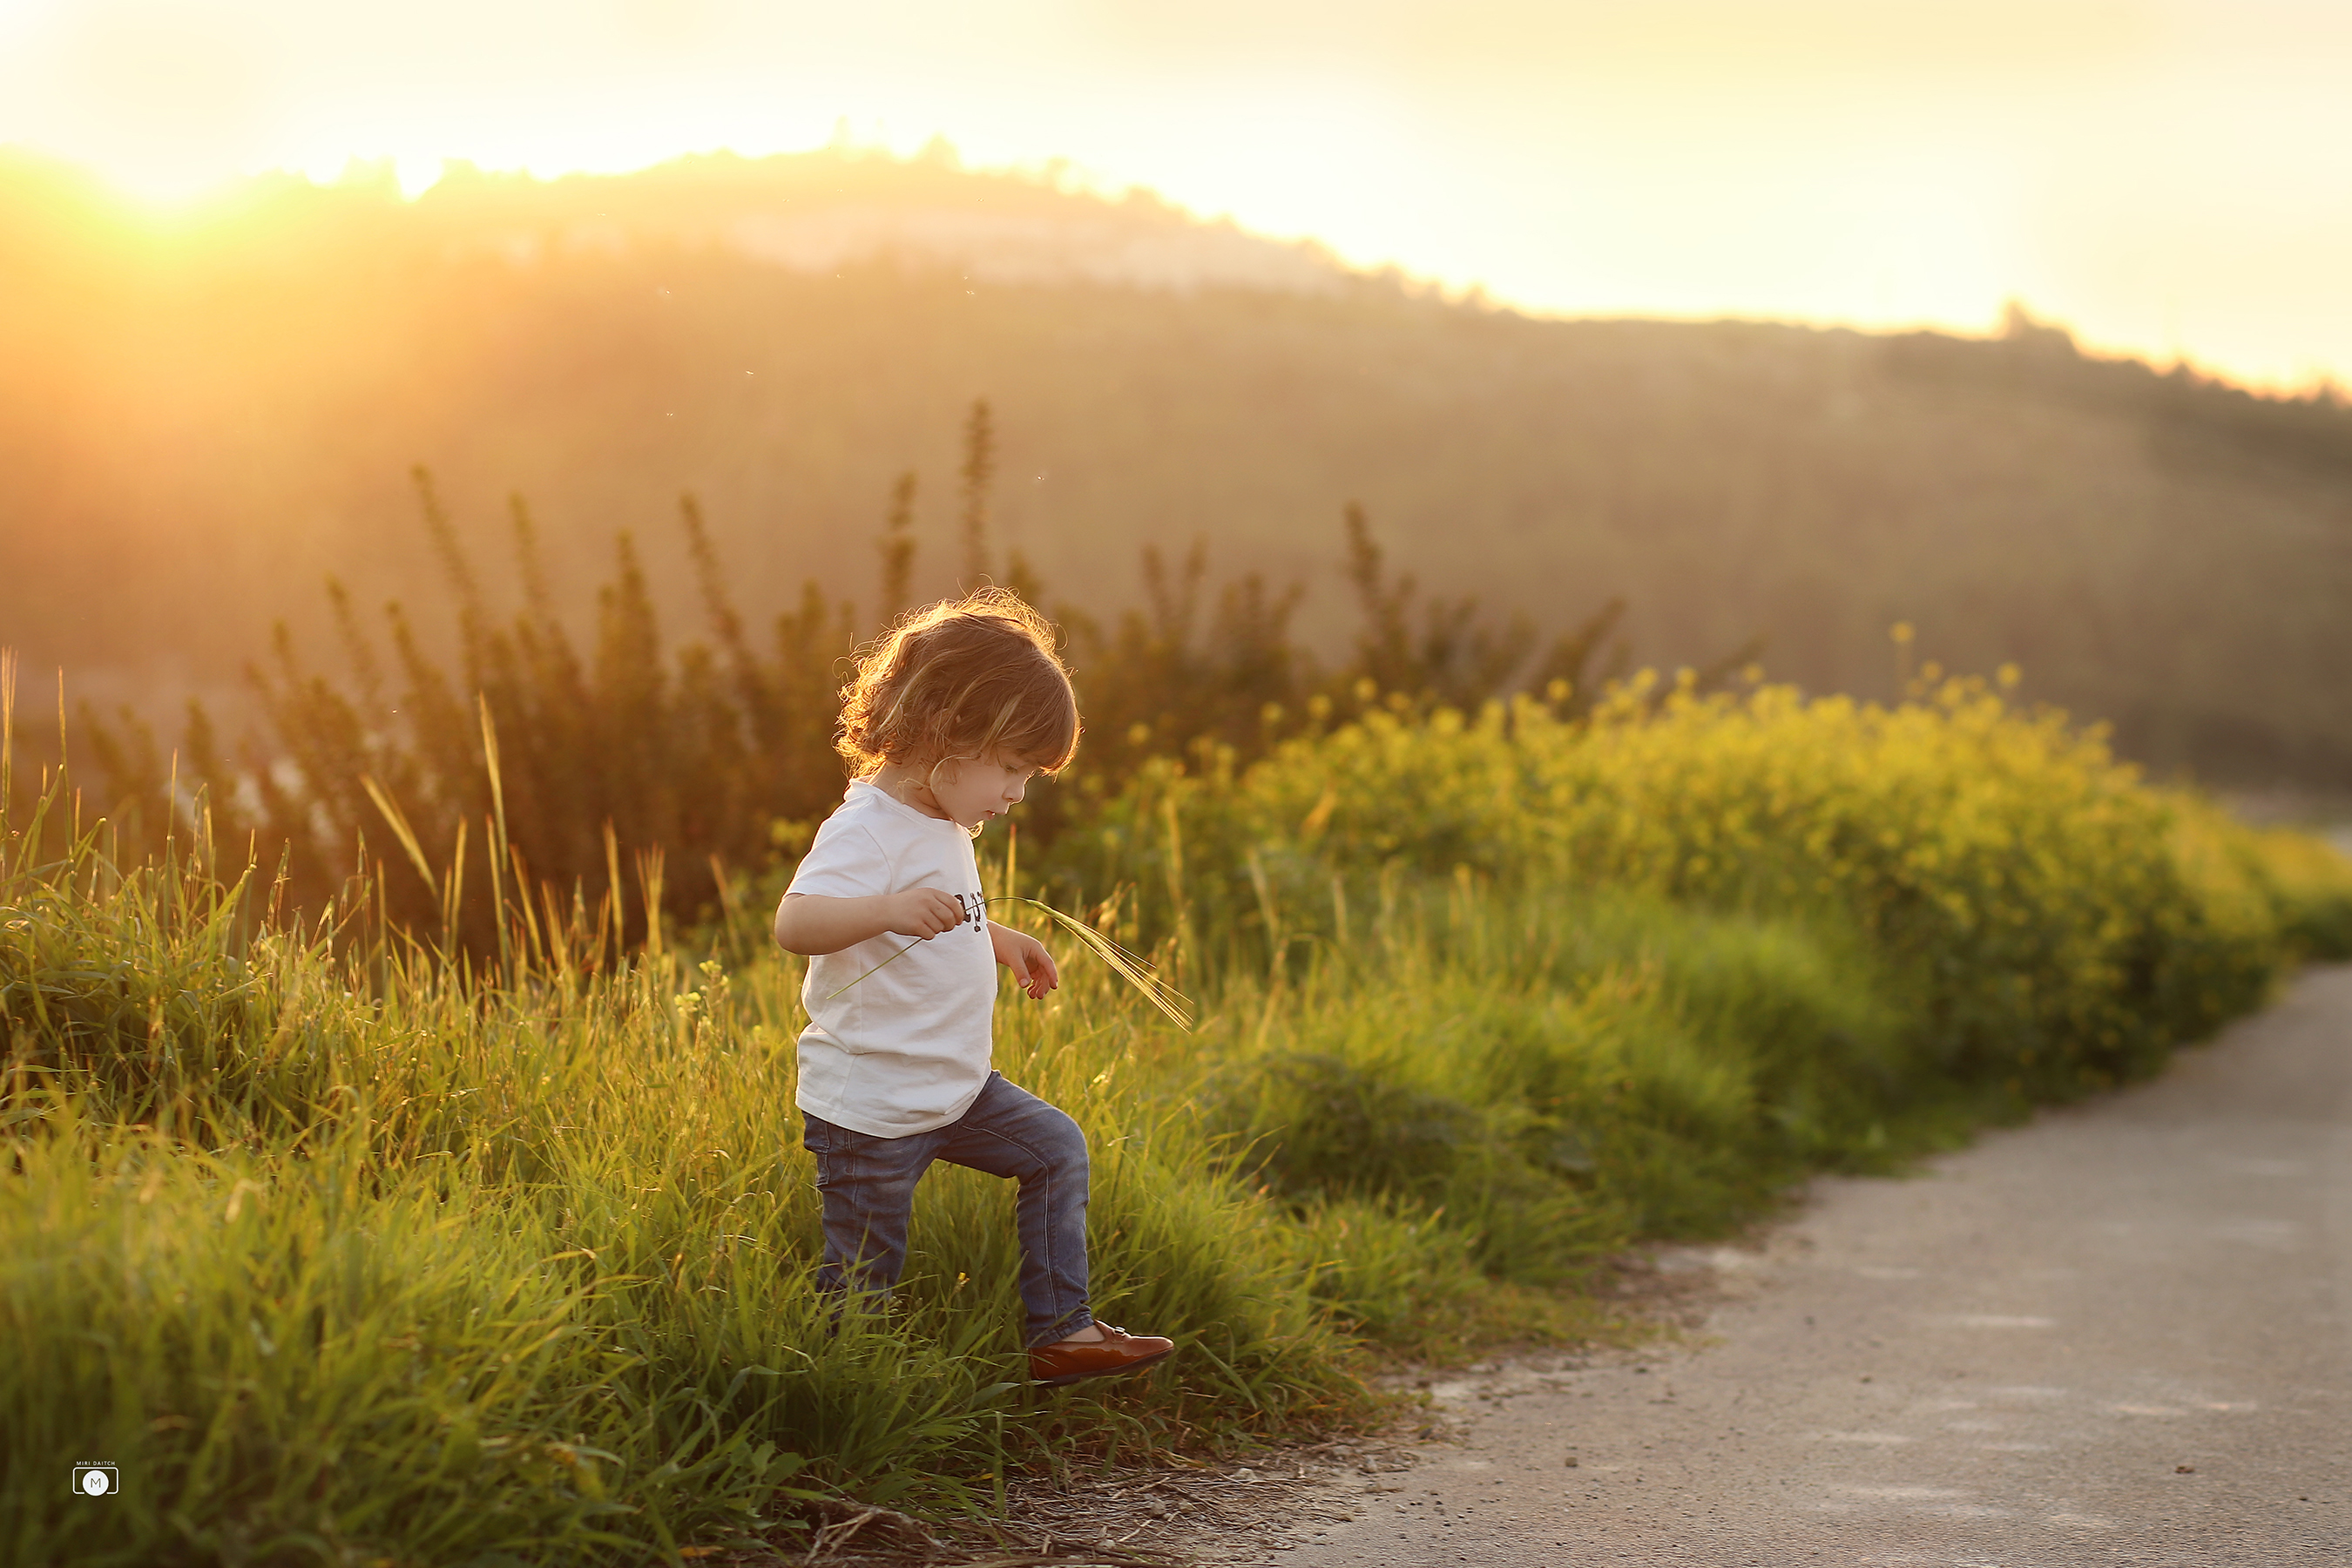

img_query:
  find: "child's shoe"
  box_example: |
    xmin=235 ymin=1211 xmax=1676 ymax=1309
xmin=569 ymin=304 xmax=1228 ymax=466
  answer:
xmin=1028 ymin=1323 xmax=1175 ymax=1387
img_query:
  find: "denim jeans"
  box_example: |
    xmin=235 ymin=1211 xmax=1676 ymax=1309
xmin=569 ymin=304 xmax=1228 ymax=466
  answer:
xmin=801 ymin=1072 xmax=1093 ymax=1348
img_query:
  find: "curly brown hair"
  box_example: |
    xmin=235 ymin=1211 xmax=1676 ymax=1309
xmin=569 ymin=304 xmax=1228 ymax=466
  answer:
xmin=835 ymin=588 xmax=1080 ymax=777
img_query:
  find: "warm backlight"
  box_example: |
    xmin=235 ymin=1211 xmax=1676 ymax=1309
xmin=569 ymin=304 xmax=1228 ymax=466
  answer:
xmin=2 ymin=0 xmax=2349 ymax=389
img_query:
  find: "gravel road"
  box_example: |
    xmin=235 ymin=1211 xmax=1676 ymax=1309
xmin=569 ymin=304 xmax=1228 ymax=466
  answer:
xmin=1278 ymin=962 xmax=2352 ymax=1567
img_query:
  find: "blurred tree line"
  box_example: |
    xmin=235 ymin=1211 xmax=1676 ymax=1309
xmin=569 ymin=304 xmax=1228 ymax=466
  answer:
xmin=82 ymin=403 xmax=1707 ymax=953
xmin=11 ymin=148 xmax=2352 ymax=797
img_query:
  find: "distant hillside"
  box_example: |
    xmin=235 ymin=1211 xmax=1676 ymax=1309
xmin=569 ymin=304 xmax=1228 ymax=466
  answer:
xmin=3 ymin=147 xmax=2349 ymax=783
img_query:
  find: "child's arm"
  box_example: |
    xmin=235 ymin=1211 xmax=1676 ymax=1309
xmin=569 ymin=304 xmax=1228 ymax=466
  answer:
xmin=990 ymin=921 xmax=1059 ymax=999
xmin=773 ymin=889 xmax=968 ymax=956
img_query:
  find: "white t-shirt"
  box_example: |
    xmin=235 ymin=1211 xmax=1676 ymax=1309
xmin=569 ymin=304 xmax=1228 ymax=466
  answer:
xmin=787 ymin=779 xmax=997 ymax=1138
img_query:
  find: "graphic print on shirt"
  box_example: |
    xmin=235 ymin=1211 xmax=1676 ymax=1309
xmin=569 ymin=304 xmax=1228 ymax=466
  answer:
xmin=787 ymin=779 xmax=1003 ymax=1138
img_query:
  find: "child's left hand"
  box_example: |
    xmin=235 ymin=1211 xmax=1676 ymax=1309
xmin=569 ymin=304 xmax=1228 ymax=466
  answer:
xmin=989 ymin=923 xmax=1060 ymax=999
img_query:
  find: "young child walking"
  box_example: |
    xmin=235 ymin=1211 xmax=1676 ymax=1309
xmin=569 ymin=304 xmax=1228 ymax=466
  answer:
xmin=772 ymin=589 xmax=1174 ymax=1386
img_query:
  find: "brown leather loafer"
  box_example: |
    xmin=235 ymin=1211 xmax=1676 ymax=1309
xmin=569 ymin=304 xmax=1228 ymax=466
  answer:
xmin=1029 ymin=1323 xmax=1176 ymax=1387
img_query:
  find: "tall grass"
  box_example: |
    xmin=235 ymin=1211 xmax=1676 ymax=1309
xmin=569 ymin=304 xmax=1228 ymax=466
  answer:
xmin=78 ymin=437 xmax=1681 ymax=950
xmin=10 ymin=666 xmax=2352 ymax=1565
xmin=3 ymin=801 xmax=1371 ymax=1565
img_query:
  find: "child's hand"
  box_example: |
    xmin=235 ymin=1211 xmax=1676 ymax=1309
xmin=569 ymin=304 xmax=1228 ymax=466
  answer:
xmin=882 ymin=888 xmax=970 ymax=940
xmin=989 ymin=923 xmax=1060 ymax=999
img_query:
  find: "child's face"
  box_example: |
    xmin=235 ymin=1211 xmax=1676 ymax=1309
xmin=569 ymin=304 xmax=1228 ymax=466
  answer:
xmin=930 ymin=753 xmax=1039 ymax=831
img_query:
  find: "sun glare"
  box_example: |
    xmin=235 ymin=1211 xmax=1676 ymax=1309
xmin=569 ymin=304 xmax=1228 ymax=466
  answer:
xmin=0 ymin=0 xmax=2347 ymax=386
xmin=392 ymin=155 xmax=444 ymax=200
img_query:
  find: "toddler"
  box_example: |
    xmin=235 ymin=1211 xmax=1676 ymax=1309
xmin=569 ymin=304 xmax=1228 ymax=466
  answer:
xmin=773 ymin=589 xmax=1173 ymax=1386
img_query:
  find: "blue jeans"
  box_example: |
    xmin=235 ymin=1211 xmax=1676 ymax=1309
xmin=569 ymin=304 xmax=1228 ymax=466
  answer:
xmin=801 ymin=1072 xmax=1094 ymax=1348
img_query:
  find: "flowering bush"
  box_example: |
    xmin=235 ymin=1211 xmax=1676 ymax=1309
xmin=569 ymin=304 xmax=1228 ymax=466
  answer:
xmin=1064 ymin=673 xmax=2349 ymax=1098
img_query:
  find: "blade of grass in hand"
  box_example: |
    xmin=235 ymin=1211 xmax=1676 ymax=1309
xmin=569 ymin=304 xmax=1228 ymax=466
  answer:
xmin=820 ymin=896 xmax=1193 ymax=1030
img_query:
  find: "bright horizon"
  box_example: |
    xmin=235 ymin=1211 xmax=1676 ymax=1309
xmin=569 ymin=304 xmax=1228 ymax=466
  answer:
xmin=4 ymin=0 xmax=2349 ymax=393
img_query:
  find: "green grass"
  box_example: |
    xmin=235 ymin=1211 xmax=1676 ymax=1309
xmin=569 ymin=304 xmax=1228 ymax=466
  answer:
xmin=3 ymin=814 xmax=1375 ymax=1565
xmin=9 ymin=681 xmax=2352 ymax=1565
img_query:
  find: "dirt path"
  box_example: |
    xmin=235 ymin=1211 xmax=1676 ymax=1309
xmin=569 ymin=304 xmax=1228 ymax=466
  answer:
xmin=1268 ymin=963 xmax=2352 ymax=1567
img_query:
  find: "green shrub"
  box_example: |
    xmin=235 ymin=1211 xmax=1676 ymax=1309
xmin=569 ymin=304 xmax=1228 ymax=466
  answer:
xmin=1065 ymin=676 xmax=2335 ymax=1097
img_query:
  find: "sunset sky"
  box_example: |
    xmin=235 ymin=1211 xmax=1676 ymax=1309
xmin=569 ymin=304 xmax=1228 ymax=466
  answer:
xmin=3 ymin=0 xmax=2349 ymax=391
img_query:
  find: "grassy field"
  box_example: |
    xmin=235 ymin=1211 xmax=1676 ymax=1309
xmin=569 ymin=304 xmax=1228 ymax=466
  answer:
xmin=7 ymin=675 xmax=2351 ymax=1565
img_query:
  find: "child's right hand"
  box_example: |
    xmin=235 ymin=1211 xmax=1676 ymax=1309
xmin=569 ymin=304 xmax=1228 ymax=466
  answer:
xmin=883 ymin=888 xmax=971 ymax=940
